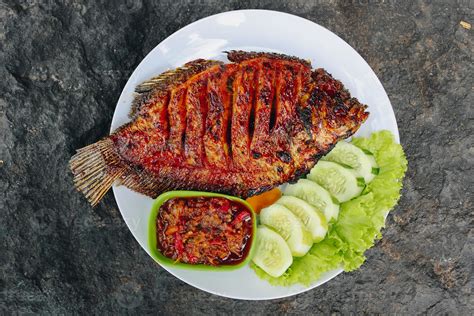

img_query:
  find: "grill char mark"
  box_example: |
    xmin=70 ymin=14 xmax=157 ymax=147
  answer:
xmin=231 ymin=65 xmax=256 ymax=167
xmin=289 ymin=67 xmax=305 ymax=138
xmin=184 ymin=77 xmax=208 ymax=166
xmin=275 ymin=64 xmax=298 ymax=132
xmin=250 ymin=61 xmax=275 ymax=157
xmin=248 ymin=63 xmax=260 ymax=146
xmin=204 ymin=65 xmax=236 ymax=167
xmin=268 ymin=63 xmax=302 ymax=178
xmin=168 ymin=87 xmax=187 ymax=156
xmin=269 ymin=67 xmax=280 ymax=132
xmin=225 ymin=72 xmax=236 ymax=163
xmin=149 ymin=92 xmax=170 ymax=146
xmin=222 ymin=68 xmax=236 ymax=162
xmin=289 ymin=67 xmax=316 ymax=175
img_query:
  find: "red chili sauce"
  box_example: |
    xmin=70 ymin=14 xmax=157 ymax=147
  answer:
xmin=156 ymin=197 xmax=253 ymax=266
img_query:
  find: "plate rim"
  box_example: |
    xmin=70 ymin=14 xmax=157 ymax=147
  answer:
xmin=110 ymin=9 xmax=399 ymax=300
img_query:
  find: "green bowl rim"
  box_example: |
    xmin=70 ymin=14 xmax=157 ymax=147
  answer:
xmin=148 ymin=190 xmax=257 ymax=271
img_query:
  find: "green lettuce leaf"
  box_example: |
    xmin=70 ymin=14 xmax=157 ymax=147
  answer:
xmin=251 ymin=130 xmax=407 ymax=285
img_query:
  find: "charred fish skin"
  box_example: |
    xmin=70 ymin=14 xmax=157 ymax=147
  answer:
xmin=70 ymin=51 xmax=368 ymax=206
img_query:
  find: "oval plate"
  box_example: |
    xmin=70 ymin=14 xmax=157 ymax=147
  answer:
xmin=110 ymin=10 xmax=399 ymax=300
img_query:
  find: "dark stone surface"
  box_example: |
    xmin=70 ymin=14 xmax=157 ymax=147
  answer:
xmin=1 ymin=0 xmax=473 ymax=314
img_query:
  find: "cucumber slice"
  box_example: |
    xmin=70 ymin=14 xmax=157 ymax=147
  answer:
xmin=252 ymin=226 xmax=293 ymax=278
xmin=308 ymin=161 xmax=363 ymax=203
xmin=284 ymin=179 xmax=340 ymax=222
xmin=260 ymin=204 xmax=313 ymax=257
xmin=276 ymin=196 xmax=328 ymax=242
xmin=322 ymin=141 xmax=378 ymax=183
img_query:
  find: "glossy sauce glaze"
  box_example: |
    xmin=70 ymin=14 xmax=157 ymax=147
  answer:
xmin=156 ymin=197 xmax=253 ymax=266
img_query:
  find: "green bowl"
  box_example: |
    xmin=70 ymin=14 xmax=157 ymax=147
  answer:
xmin=148 ymin=190 xmax=257 ymax=271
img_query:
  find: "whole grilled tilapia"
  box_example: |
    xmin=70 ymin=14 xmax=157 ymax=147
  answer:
xmin=70 ymin=51 xmax=368 ymax=206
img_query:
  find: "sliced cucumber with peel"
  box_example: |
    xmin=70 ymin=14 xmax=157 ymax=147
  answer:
xmin=322 ymin=141 xmax=378 ymax=183
xmin=308 ymin=161 xmax=364 ymax=203
xmin=276 ymin=196 xmax=328 ymax=243
xmin=284 ymin=179 xmax=340 ymax=222
xmin=260 ymin=204 xmax=313 ymax=257
xmin=252 ymin=226 xmax=293 ymax=278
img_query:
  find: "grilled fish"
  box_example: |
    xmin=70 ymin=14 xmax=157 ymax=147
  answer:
xmin=70 ymin=51 xmax=368 ymax=206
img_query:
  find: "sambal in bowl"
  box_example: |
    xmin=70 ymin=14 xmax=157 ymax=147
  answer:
xmin=148 ymin=191 xmax=256 ymax=271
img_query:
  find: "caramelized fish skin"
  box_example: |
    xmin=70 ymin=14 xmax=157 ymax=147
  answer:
xmin=70 ymin=51 xmax=368 ymax=205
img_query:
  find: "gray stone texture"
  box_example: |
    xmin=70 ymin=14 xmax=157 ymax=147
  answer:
xmin=1 ymin=0 xmax=473 ymax=314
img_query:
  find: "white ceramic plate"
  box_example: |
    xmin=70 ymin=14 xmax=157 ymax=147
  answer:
xmin=111 ymin=10 xmax=399 ymax=300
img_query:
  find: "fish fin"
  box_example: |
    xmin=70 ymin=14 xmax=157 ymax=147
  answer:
xmin=129 ymin=59 xmax=223 ymax=118
xmin=119 ymin=169 xmax=164 ymax=198
xmin=120 ymin=167 xmax=253 ymax=199
xmin=119 ymin=168 xmax=187 ymax=198
xmin=69 ymin=138 xmax=126 ymax=206
xmin=226 ymin=50 xmax=312 ymax=68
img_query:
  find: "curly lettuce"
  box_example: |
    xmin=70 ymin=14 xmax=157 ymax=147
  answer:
xmin=252 ymin=130 xmax=408 ymax=286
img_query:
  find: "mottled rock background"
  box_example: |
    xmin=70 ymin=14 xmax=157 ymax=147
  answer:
xmin=1 ymin=0 xmax=472 ymax=314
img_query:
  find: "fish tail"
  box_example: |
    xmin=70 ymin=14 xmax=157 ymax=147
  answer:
xmin=69 ymin=138 xmax=126 ymax=206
